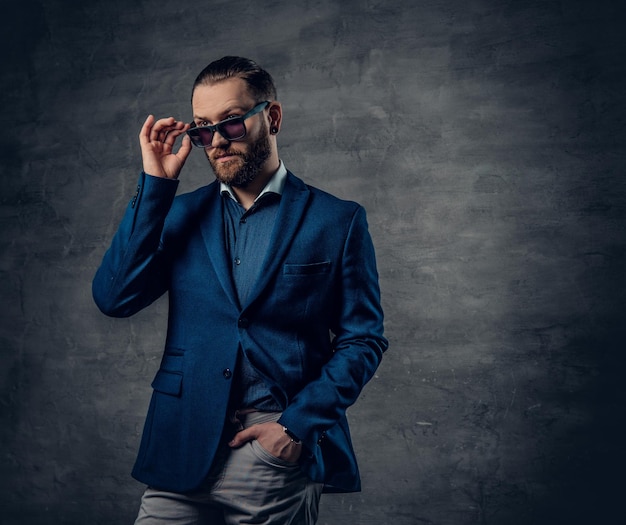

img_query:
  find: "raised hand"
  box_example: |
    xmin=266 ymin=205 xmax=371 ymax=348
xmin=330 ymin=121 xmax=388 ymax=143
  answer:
xmin=139 ymin=115 xmax=192 ymax=179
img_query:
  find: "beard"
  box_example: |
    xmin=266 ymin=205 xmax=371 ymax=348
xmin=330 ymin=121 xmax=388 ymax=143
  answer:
xmin=206 ymin=121 xmax=272 ymax=188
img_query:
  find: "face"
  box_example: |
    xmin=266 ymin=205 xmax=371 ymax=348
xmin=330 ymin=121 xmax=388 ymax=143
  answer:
xmin=192 ymin=78 xmax=272 ymax=187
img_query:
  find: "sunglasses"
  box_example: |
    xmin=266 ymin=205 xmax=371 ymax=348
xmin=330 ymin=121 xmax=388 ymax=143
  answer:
xmin=186 ymin=101 xmax=270 ymax=148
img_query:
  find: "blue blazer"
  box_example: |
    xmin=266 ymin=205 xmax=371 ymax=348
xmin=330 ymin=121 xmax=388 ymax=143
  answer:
xmin=93 ymin=170 xmax=388 ymax=493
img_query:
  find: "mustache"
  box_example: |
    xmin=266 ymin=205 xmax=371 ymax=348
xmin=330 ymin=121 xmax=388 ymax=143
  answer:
xmin=211 ymin=149 xmax=244 ymax=159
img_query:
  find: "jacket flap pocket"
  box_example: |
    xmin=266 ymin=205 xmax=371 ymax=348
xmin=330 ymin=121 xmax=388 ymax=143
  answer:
xmin=151 ymin=369 xmax=183 ymax=396
xmin=160 ymin=352 xmax=183 ymax=373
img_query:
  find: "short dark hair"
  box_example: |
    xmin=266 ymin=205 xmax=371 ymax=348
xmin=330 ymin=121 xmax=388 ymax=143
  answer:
xmin=192 ymin=56 xmax=277 ymax=102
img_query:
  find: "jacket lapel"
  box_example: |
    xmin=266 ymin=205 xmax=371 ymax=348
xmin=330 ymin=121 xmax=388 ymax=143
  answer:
xmin=243 ymin=172 xmax=310 ymax=309
xmin=198 ymin=183 xmax=240 ymax=309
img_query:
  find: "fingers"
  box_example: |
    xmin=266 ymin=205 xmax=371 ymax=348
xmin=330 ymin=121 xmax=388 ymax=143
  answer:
xmin=140 ymin=115 xmax=189 ymax=147
xmin=229 ymin=426 xmax=258 ymax=448
xmin=139 ymin=114 xmax=155 ymax=147
xmin=176 ymin=132 xmax=193 ymax=161
xmin=154 ymin=118 xmax=187 ymax=146
xmin=228 ymin=423 xmax=302 ymax=463
xmin=139 ymin=116 xmax=192 ymax=179
xmin=228 ymin=423 xmax=302 ymax=462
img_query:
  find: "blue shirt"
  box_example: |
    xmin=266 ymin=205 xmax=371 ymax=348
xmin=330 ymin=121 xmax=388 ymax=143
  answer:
xmin=221 ymin=162 xmax=287 ymax=411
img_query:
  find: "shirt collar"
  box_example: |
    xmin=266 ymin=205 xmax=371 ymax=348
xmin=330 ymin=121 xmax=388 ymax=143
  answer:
xmin=220 ymin=160 xmax=288 ymax=203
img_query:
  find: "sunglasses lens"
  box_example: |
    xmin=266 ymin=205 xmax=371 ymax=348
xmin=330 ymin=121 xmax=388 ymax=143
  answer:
xmin=197 ymin=128 xmax=215 ymax=147
xmin=186 ymin=128 xmax=208 ymax=147
xmin=187 ymin=115 xmax=249 ymax=147
xmin=219 ymin=118 xmax=246 ymax=141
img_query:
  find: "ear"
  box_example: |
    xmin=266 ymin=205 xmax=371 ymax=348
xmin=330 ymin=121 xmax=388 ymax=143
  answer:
xmin=267 ymin=102 xmax=282 ymax=134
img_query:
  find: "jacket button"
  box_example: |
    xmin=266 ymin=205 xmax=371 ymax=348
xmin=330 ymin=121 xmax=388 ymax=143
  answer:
xmin=223 ymin=368 xmax=232 ymax=379
xmin=238 ymin=318 xmax=249 ymax=328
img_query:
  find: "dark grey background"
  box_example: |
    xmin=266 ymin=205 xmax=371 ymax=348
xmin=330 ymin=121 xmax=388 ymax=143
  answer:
xmin=1 ymin=0 xmax=625 ymax=523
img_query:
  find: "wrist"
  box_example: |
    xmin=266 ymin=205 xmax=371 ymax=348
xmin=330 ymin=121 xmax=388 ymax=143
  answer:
xmin=282 ymin=426 xmax=302 ymax=445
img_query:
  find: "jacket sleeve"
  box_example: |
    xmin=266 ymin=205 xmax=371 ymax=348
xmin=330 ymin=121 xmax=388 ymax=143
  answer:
xmin=278 ymin=205 xmax=388 ymax=452
xmin=92 ymin=172 xmax=179 ymax=318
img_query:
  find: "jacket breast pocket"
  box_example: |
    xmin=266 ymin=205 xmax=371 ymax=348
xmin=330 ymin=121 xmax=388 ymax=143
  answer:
xmin=283 ymin=261 xmax=331 ymax=276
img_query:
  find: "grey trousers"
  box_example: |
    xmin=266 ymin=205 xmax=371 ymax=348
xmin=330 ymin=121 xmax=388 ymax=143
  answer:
xmin=134 ymin=412 xmax=323 ymax=524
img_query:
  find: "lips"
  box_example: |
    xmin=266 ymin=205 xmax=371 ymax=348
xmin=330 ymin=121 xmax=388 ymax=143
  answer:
xmin=212 ymin=151 xmax=241 ymax=163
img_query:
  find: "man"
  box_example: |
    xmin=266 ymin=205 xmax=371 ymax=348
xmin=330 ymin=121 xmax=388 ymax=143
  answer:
xmin=93 ymin=56 xmax=388 ymax=524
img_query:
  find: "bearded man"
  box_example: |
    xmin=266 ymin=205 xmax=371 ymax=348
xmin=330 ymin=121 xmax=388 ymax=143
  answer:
xmin=93 ymin=56 xmax=388 ymax=525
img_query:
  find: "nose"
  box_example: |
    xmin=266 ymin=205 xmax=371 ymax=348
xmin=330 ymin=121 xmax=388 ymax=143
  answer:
xmin=210 ymin=129 xmax=230 ymax=149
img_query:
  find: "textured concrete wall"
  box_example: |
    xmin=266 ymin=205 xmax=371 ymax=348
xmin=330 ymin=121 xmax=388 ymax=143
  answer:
xmin=1 ymin=1 xmax=625 ymax=523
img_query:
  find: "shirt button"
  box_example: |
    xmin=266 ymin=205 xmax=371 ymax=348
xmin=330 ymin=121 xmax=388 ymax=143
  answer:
xmin=238 ymin=318 xmax=249 ymax=328
xmin=234 ymin=257 xmax=241 ymax=265
xmin=240 ymin=218 xmax=247 ymax=224
xmin=223 ymin=368 xmax=232 ymax=379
